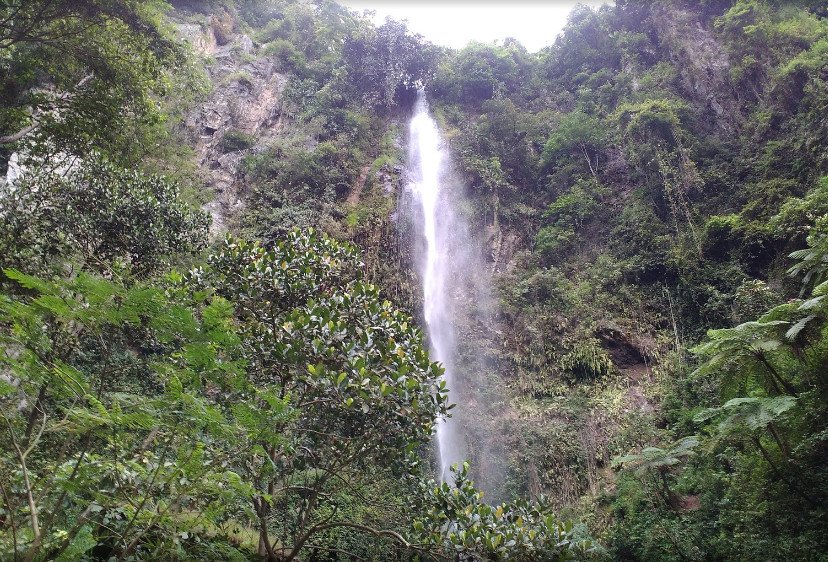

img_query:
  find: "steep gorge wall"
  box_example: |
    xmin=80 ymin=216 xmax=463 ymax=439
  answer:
xmin=421 ymin=0 xmax=810 ymax=516
xmin=650 ymin=4 xmax=742 ymax=131
xmin=168 ymin=2 xmax=828 ymax=532
xmin=170 ymin=7 xmax=416 ymax=307
xmin=172 ymin=12 xmax=289 ymax=234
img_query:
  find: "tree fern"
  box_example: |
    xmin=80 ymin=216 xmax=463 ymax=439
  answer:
xmin=788 ymin=215 xmax=828 ymax=293
xmin=694 ymin=396 xmax=797 ymax=434
xmin=613 ymin=436 xmax=700 ymax=475
xmin=691 ymin=320 xmax=796 ymax=397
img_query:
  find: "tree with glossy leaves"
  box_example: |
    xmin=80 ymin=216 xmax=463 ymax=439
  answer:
xmin=0 ymin=155 xmax=209 ymax=279
xmin=186 ymin=229 xmax=449 ymax=560
xmin=412 ymin=463 xmax=597 ymax=561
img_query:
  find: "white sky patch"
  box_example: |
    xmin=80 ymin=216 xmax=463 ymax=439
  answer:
xmin=338 ymin=1 xmax=613 ymax=52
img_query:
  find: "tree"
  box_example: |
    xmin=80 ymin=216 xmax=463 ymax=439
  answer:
xmin=535 ymin=179 xmax=603 ymax=260
xmin=695 ymin=396 xmax=797 ymax=461
xmin=788 ymin=215 xmax=828 ymax=293
xmin=692 ymin=225 xmax=828 ymax=400
xmin=715 ymin=0 xmax=826 ymax=104
xmin=340 ymin=18 xmax=441 ymax=110
xmin=613 ymin=437 xmax=699 ymax=507
xmin=541 ymin=111 xmax=605 ymax=179
xmin=186 ymin=229 xmax=449 ymax=560
xmin=0 ymin=228 xmax=452 ymax=560
xmin=433 ymin=42 xmax=522 ymax=104
xmin=691 ymin=320 xmax=799 ymax=397
xmin=0 ymin=0 xmax=183 ymax=161
xmin=0 ymin=155 xmax=209 ymax=278
xmin=0 ymin=269 xmax=250 ymax=561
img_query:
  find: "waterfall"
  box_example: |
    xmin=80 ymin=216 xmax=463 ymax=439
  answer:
xmin=407 ymin=90 xmax=467 ymax=482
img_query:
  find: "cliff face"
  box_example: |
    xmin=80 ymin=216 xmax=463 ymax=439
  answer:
xmin=422 ymin=5 xmax=828 ymax=543
xmin=165 ymin=3 xmax=731 ymax=508
xmin=173 ymin=12 xmax=289 ymax=234
xmin=650 ymin=5 xmax=742 ymax=132
xmin=169 ymin=4 xmax=418 ymax=308
xmin=4 ymin=1 xmax=826 ymax=559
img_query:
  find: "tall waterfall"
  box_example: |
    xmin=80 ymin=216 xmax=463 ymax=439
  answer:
xmin=407 ymin=90 xmax=466 ymax=482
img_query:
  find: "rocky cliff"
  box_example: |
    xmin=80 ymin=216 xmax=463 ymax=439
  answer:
xmin=173 ymin=10 xmax=289 ymax=234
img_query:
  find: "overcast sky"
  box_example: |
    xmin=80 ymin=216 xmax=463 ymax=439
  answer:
xmin=339 ymin=1 xmax=612 ymax=52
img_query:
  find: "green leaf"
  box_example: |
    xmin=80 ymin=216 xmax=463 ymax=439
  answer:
xmin=785 ymin=315 xmax=816 ymax=340
xmin=753 ymin=339 xmax=783 ymax=352
xmin=3 ymin=269 xmax=54 ymax=294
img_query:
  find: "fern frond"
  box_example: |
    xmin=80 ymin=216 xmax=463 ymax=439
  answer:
xmin=786 ymin=315 xmax=816 ymax=340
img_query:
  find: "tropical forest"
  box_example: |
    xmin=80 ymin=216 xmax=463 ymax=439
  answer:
xmin=1 ymin=0 xmax=827 ymax=560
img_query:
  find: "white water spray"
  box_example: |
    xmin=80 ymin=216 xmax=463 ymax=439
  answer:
xmin=407 ymin=90 xmax=466 ymax=482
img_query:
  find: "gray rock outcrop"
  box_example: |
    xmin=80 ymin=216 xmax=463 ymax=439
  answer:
xmin=174 ymin=16 xmax=289 ymax=236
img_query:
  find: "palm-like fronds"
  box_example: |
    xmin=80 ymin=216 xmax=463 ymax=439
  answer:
xmin=694 ymin=396 xmax=797 ymax=435
xmin=788 ymin=216 xmax=828 ymax=293
xmin=613 ymin=436 xmax=700 ymax=475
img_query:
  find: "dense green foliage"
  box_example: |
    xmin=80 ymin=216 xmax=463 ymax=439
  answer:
xmin=414 ymin=463 xmax=597 ymax=561
xmin=0 ymin=156 xmax=209 ymax=277
xmin=425 ymin=1 xmax=828 ymax=560
xmin=0 ymin=228 xmax=452 ymax=560
xmin=0 ymin=0 xmax=185 ymax=164
xmin=2 ymin=0 xmax=828 ymax=559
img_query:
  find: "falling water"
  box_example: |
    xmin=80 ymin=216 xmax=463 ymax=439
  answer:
xmin=407 ymin=90 xmax=466 ymax=482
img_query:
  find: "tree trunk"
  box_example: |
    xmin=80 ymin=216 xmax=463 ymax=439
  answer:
xmin=580 ymin=142 xmax=598 ymax=180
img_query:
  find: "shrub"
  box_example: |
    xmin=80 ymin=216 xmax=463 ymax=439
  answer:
xmin=218 ymin=129 xmax=256 ymax=153
xmin=262 ymin=38 xmax=306 ymax=72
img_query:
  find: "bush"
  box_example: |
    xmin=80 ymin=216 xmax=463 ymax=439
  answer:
xmin=536 ymin=224 xmax=576 ymax=258
xmin=702 ymin=214 xmax=743 ymax=259
xmin=0 ymin=155 xmax=209 ymax=277
xmin=218 ymin=129 xmax=256 ymax=153
xmin=263 ymin=38 xmax=306 ymax=72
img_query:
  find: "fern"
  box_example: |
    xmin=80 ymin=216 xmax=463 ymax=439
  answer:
xmin=786 ymin=315 xmax=816 ymax=340
xmin=613 ymin=436 xmax=699 ymax=475
xmin=695 ymin=396 xmax=797 ymax=434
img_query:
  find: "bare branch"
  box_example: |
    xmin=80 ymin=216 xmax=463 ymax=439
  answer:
xmin=0 ymin=478 xmax=20 ymax=562
xmin=0 ymin=123 xmax=39 ymax=146
xmin=1 ymin=409 xmax=40 ymax=543
xmin=288 ymin=520 xmax=439 ymax=561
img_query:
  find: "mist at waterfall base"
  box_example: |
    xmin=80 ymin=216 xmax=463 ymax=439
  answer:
xmin=405 ymin=90 xmax=505 ymax=496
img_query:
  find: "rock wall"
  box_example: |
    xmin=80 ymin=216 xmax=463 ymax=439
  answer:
xmin=651 ymin=5 xmax=742 ymax=132
xmin=174 ymin=14 xmax=288 ymax=235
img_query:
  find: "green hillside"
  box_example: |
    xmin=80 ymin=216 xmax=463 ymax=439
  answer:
xmin=1 ymin=1 xmax=827 ymax=560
